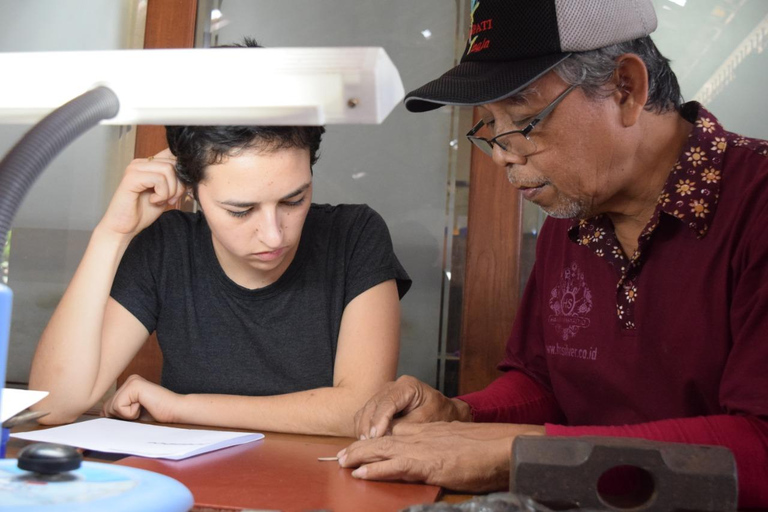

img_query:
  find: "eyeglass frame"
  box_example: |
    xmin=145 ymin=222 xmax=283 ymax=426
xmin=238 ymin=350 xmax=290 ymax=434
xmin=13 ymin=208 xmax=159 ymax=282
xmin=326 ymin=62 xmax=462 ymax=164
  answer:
xmin=466 ymin=83 xmax=579 ymax=157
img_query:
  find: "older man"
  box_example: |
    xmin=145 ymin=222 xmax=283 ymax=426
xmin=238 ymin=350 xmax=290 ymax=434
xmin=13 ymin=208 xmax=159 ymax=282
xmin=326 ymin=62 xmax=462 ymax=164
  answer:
xmin=337 ymin=0 xmax=768 ymax=508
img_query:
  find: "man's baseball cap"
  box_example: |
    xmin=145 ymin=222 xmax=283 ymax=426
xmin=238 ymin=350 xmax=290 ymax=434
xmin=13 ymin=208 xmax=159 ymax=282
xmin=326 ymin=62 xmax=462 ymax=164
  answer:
xmin=404 ymin=0 xmax=658 ymax=113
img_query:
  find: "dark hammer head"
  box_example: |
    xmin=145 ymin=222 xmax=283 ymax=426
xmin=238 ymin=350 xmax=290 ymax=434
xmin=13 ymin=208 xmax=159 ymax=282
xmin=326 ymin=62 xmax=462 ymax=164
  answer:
xmin=511 ymin=436 xmax=737 ymax=511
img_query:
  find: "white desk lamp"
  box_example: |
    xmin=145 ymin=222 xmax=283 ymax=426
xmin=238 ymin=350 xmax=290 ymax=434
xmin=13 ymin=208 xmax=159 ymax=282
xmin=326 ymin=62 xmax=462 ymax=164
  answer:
xmin=0 ymin=46 xmax=405 ymax=440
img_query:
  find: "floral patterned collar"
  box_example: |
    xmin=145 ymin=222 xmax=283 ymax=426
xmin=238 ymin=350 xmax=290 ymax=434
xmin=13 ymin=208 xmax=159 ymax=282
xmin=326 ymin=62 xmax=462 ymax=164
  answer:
xmin=568 ymin=102 xmax=725 ymax=254
xmin=563 ymin=102 xmax=746 ymax=330
xmin=652 ymin=102 xmax=725 ymax=239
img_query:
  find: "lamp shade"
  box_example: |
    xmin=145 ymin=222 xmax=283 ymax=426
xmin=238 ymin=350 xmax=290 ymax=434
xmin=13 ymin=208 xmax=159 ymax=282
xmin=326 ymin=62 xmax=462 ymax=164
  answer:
xmin=0 ymin=47 xmax=404 ymax=125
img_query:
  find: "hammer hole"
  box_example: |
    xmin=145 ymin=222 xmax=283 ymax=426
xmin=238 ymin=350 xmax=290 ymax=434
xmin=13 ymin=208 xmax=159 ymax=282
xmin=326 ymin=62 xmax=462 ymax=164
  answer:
xmin=597 ymin=465 xmax=656 ymax=509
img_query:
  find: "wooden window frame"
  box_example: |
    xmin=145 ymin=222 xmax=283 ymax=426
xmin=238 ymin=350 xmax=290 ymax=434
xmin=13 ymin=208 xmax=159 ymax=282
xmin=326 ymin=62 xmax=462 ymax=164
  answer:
xmin=118 ymin=0 xmax=198 ymax=387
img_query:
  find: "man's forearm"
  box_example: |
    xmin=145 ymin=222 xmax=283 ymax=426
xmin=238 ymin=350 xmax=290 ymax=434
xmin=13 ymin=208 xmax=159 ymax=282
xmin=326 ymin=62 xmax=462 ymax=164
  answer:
xmin=458 ymin=370 xmax=564 ymax=424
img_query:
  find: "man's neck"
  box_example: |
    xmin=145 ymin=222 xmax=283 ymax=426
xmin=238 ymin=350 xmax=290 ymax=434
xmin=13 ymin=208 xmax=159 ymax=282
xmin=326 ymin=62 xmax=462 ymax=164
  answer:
xmin=606 ymin=109 xmax=693 ymax=258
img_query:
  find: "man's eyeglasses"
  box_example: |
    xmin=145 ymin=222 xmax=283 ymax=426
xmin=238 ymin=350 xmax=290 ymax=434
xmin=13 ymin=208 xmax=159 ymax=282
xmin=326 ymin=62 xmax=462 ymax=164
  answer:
xmin=466 ymin=84 xmax=578 ymax=157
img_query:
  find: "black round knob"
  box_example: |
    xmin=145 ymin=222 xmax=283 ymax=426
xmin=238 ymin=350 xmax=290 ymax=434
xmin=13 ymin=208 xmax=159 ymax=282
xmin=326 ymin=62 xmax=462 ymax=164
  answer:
xmin=18 ymin=443 xmax=83 ymax=475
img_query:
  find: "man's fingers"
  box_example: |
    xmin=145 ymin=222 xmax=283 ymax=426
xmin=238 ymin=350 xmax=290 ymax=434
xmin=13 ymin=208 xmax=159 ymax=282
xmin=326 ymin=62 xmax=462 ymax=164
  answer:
xmin=339 ymin=435 xmax=400 ymax=468
xmin=354 ymin=400 xmax=378 ymax=440
xmin=353 ymin=376 xmax=437 ymax=440
xmin=366 ymin=397 xmax=403 ymax=439
xmin=354 ymin=382 xmax=412 ymax=440
xmin=350 ymin=457 xmax=430 ymax=484
xmin=367 ymin=378 xmax=430 ymax=438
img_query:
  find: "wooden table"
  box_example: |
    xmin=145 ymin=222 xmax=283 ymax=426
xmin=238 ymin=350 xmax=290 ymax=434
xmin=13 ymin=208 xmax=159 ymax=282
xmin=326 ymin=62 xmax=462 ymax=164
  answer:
xmin=7 ymin=420 xmax=474 ymax=512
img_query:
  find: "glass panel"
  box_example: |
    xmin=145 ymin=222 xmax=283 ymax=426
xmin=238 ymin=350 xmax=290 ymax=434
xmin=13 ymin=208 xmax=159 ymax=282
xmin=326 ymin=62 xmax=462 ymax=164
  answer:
xmin=439 ymin=108 xmax=472 ymax=397
xmin=653 ymin=0 xmax=768 ymax=138
xmin=205 ymin=0 xmax=467 ymax=388
xmin=1 ymin=0 xmax=145 ymax=384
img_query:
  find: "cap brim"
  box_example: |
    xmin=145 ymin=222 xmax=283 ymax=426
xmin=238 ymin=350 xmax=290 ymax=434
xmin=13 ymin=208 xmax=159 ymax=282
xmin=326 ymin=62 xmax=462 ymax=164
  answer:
xmin=404 ymin=53 xmax=571 ymax=112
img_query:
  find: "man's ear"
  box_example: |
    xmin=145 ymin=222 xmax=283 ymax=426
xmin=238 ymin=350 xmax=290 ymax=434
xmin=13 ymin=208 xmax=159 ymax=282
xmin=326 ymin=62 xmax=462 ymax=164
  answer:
xmin=611 ymin=53 xmax=649 ymax=128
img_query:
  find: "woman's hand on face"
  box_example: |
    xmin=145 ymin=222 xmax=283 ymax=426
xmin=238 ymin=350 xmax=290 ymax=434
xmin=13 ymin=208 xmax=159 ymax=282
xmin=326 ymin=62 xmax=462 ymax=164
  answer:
xmin=99 ymin=148 xmax=186 ymax=240
xmin=102 ymin=374 xmax=182 ymax=424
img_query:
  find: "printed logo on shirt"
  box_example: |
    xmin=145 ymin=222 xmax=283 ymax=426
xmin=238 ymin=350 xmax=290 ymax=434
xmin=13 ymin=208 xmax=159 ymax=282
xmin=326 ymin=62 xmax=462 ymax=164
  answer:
xmin=548 ymin=262 xmax=592 ymax=340
xmin=546 ymin=343 xmax=598 ymax=361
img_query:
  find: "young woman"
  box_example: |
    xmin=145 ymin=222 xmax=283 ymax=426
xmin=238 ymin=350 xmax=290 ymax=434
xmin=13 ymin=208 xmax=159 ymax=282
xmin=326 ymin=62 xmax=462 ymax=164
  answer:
xmin=29 ymin=124 xmax=410 ymax=437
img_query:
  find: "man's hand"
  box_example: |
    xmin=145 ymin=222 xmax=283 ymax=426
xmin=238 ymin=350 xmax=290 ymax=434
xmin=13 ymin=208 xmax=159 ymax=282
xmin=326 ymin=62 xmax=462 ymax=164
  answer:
xmin=338 ymin=421 xmax=545 ymax=492
xmin=353 ymin=375 xmax=471 ymax=440
xmin=102 ymin=374 xmax=182 ymax=423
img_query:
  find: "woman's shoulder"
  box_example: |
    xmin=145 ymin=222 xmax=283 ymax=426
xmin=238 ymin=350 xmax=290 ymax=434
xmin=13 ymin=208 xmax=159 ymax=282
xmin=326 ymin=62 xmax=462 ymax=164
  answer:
xmin=305 ymin=204 xmax=395 ymax=257
xmin=309 ymin=202 xmax=376 ymax=216
xmin=152 ymin=209 xmax=202 ymax=229
xmin=136 ymin=210 xmax=204 ymax=246
xmin=308 ymin=203 xmax=384 ymax=229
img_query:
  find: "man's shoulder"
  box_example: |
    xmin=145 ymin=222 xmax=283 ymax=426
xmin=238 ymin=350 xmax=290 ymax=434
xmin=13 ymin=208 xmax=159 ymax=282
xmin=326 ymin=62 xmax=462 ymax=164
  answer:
xmin=719 ymin=132 xmax=768 ymax=205
xmin=723 ymin=131 xmax=768 ymax=162
xmin=691 ymin=104 xmax=768 ymax=177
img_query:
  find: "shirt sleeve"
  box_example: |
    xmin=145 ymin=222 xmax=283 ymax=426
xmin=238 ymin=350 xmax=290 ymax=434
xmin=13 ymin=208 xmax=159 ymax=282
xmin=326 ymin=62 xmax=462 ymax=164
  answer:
xmin=110 ymin=220 xmax=162 ymax=334
xmin=343 ymin=206 xmax=411 ymax=305
xmin=721 ymin=188 xmax=768 ymax=417
xmin=546 ymin=415 xmax=768 ymax=509
xmin=458 ymin=370 xmax=564 ymax=424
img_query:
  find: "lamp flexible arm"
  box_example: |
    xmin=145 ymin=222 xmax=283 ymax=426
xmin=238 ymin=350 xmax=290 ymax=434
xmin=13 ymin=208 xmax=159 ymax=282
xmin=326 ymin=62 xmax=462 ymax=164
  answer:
xmin=0 ymin=86 xmax=120 ymax=249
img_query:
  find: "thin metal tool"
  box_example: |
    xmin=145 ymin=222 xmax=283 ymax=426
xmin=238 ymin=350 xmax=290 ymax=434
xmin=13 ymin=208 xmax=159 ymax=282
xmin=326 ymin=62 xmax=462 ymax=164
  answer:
xmin=2 ymin=409 xmax=50 ymax=428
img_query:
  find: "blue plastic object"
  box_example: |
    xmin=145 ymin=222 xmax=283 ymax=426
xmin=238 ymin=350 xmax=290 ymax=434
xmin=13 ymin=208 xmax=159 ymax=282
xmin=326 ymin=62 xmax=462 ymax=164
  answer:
xmin=0 ymin=285 xmax=193 ymax=510
xmin=0 ymin=283 xmax=10 ymax=386
xmin=0 ymin=459 xmax=193 ymax=511
xmin=0 ymin=428 xmax=8 ymax=459
xmin=0 ymin=284 xmax=11 ymax=445
xmin=0 ymin=284 xmax=13 ymax=459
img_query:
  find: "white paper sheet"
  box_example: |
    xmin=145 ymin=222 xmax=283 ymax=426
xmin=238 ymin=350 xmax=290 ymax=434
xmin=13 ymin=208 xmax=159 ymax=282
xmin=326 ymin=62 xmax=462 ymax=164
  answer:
xmin=1 ymin=388 xmax=49 ymax=423
xmin=11 ymin=418 xmax=264 ymax=460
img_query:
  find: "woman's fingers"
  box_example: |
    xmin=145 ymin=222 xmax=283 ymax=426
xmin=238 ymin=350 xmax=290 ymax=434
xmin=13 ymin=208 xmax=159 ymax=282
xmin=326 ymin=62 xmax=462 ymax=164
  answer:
xmin=103 ymin=376 xmax=143 ymax=420
xmin=99 ymin=148 xmax=186 ymax=237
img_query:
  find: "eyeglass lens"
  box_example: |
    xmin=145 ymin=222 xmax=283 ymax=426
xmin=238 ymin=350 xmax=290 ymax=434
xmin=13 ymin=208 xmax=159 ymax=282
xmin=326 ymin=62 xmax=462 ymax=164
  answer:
xmin=469 ymin=131 xmax=535 ymax=157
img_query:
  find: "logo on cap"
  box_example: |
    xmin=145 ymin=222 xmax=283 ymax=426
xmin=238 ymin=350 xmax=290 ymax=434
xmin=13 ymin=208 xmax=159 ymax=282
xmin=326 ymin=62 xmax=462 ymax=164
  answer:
xmin=467 ymin=0 xmax=492 ymax=55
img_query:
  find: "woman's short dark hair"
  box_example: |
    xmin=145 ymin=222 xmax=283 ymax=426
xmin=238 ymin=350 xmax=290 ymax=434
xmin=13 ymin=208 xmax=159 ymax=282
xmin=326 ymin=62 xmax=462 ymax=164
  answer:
xmin=165 ymin=37 xmax=325 ymax=197
xmin=165 ymin=125 xmax=325 ymax=197
xmin=554 ymin=36 xmax=683 ymax=114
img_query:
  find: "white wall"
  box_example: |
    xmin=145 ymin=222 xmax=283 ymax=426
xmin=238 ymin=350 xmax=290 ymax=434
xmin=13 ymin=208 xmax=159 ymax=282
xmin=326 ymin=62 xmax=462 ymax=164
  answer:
xmin=1 ymin=0 xmax=141 ymax=381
